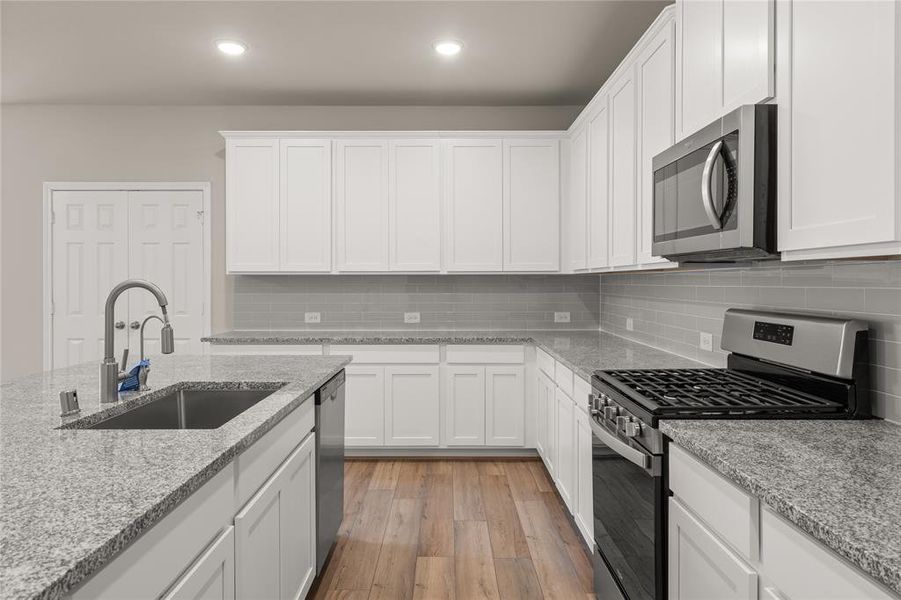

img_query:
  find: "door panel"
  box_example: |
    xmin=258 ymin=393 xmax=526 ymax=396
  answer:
xmin=226 ymin=138 xmax=279 ymax=272
xmin=161 ymin=527 xmax=235 ymax=600
xmin=281 ymin=434 xmax=316 ymax=600
xmin=51 ymin=190 xmax=130 ymax=369
xmin=588 ymin=102 xmax=611 ymax=269
xmin=610 ymin=71 xmax=638 ymax=267
xmin=335 ymin=140 xmax=389 ymax=271
xmin=384 ymin=366 xmax=440 ymax=446
xmin=445 ymin=366 xmax=486 ymax=446
xmin=280 ymin=139 xmax=332 ymax=272
xmin=389 ymin=140 xmax=441 ymax=271
xmin=567 ymin=127 xmax=589 ymax=270
xmin=485 ymin=366 xmax=525 ymax=446
xmin=344 ymin=366 xmax=385 ymax=447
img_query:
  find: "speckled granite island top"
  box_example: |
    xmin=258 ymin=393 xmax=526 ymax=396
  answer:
xmin=202 ymin=329 xmax=704 ymax=380
xmin=0 ymin=354 xmax=350 ymax=600
xmin=662 ymin=419 xmax=901 ymax=595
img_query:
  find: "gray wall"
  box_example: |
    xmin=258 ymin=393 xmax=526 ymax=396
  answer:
xmin=600 ymin=260 xmax=901 ymax=422
xmin=233 ymin=274 xmax=599 ymax=331
xmin=0 ymin=103 xmax=580 ymax=379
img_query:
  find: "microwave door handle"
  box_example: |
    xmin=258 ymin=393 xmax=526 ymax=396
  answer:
xmin=589 ymin=419 xmax=650 ymax=470
xmin=701 ymin=140 xmax=724 ymax=230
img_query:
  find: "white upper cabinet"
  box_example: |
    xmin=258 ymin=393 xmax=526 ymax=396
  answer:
xmin=609 ymin=68 xmax=638 ymax=267
xmin=280 ymin=139 xmax=332 ymax=272
xmin=503 ymin=139 xmax=560 ymax=271
xmin=388 ymin=140 xmax=441 ymax=271
xmin=226 ymin=138 xmax=280 ymax=272
xmin=565 ymin=127 xmax=589 ymax=271
xmin=636 ymin=19 xmax=676 ymax=267
xmin=676 ymin=0 xmax=774 ymax=140
xmin=777 ymin=0 xmax=901 ymax=259
xmin=444 ymin=139 xmax=504 ymax=271
xmin=335 ymin=140 xmax=390 ymax=271
xmin=587 ymin=100 xmax=611 ymax=269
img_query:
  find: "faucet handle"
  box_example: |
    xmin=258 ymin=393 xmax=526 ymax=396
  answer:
xmin=120 ymin=348 xmax=129 ymax=372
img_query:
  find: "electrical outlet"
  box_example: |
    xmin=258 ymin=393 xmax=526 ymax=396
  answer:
xmin=626 ymin=317 xmax=634 ymax=331
xmin=304 ymin=312 xmax=321 ymax=324
xmin=404 ymin=312 xmax=421 ymax=324
xmin=700 ymin=331 xmax=713 ymax=352
xmin=554 ymin=312 xmax=571 ymax=323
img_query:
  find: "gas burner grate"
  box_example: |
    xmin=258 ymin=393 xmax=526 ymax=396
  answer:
xmin=600 ymin=369 xmax=842 ymax=415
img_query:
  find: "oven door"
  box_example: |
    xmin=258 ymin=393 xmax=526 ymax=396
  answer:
xmin=591 ymin=419 xmax=665 ymax=600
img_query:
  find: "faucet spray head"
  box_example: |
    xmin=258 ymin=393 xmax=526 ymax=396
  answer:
xmin=160 ymin=307 xmax=174 ymax=355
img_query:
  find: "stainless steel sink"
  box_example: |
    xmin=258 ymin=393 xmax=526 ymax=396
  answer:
xmin=85 ymin=388 xmax=278 ymax=430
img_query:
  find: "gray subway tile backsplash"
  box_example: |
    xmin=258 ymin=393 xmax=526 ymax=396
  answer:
xmin=601 ymin=259 xmax=901 ymax=422
xmin=232 ymin=274 xmax=600 ymax=332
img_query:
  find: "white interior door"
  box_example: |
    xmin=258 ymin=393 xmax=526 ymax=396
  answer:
xmin=51 ymin=191 xmax=130 ymax=369
xmin=50 ymin=187 xmax=207 ymax=369
xmin=128 ymin=190 xmax=205 ymax=356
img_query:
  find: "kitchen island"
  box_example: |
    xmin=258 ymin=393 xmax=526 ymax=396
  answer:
xmin=0 ymin=354 xmax=350 ymax=600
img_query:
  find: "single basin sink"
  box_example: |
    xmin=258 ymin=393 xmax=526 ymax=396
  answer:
xmin=86 ymin=388 xmax=278 ymax=430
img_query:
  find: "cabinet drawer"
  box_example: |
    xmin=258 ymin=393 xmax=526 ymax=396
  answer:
xmin=209 ymin=344 xmax=323 ymax=355
xmin=554 ymin=362 xmax=574 ymax=397
xmin=234 ymin=399 xmax=315 ymax=509
xmin=669 ymin=444 xmax=759 ymax=561
xmin=446 ymin=344 xmax=524 ymax=364
xmin=537 ymin=348 xmax=555 ymax=377
xmin=330 ymin=344 xmax=439 ymax=364
xmin=759 ymin=506 xmax=895 ymax=600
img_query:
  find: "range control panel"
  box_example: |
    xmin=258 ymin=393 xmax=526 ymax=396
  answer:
xmin=753 ymin=321 xmax=795 ymax=346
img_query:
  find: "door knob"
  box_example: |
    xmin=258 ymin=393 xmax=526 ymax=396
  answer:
xmin=114 ymin=321 xmax=126 ymax=330
xmin=130 ymin=320 xmax=141 ymax=330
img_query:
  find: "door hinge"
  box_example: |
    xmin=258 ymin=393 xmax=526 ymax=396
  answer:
xmin=196 ymin=210 xmax=205 ymax=223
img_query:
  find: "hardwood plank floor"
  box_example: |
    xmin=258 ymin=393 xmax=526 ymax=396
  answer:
xmin=310 ymin=459 xmax=595 ymax=600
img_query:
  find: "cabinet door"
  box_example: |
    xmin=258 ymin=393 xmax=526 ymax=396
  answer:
xmin=445 ymin=366 xmax=486 ymax=446
xmin=677 ymin=0 xmax=723 ymax=138
xmin=444 ymin=139 xmax=503 ymax=271
xmin=636 ymin=19 xmax=676 ymax=266
xmin=344 ymin=365 xmax=385 ymax=447
xmin=161 ymin=527 xmax=235 ymax=600
xmin=226 ymin=138 xmax=279 ymax=272
xmin=609 ymin=69 xmax=638 ymax=267
xmin=669 ymin=498 xmax=758 ymax=600
xmin=574 ymin=409 xmax=594 ymax=547
xmin=389 ymin=139 xmax=441 ymax=271
xmin=554 ymin=388 xmax=575 ymax=510
xmin=335 ymin=140 xmax=389 ymax=271
xmin=281 ymin=432 xmax=317 ymax=600
xmin=566 ymin=127 xmax=589 ymax=271
xmin=722 ymin=0 xmax=774 ymax=111
xmin=535 ymin=372 xmax=548 ymax=459
xmin=486 ymin=366 xmax=525 ymax=446
xmin=541 ymin=372 xmax=558 ymax=476
xmin=503 ymin=139 xmax=560 ymax=271
xmin=385 ymin=365 xmax=440 ymax=446
xmin=778 ymin=0 xmax=898 ymax=254
xmin=280 ymin=139 xmax=332 ymax=272
xmin=587 ymin=100 xmax=610 ymax=269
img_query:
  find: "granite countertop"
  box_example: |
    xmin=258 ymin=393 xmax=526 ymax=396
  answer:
xmin=202 ymin=329 xmax=705 ymax=381
xmin=0 ymin=354 xmax=350 ymax=600
xmin=662 ymin=419 xmax=901 ymax=595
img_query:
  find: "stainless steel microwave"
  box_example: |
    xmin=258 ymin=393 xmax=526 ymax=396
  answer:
xmin=651 ymin=104 xmax=777 ymax=262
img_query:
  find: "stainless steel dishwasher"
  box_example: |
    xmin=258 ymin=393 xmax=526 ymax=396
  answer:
xmin=315 ymin=370 xmax=345 ymax=574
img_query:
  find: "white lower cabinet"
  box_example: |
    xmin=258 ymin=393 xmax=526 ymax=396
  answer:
xmin=536 ymin=370 xmax=555 ymax=472
xmin=235 ymin=432 xmax=317 ymax=600
xmin=445 ymin=366 xmax=487 ymax=446
xmin=161 ymin=527 xmax=235 ymax=600
xmin=344 ymin=365 xmax=385 ymax=447
xmin=668 ymin=497 xmax=758 ymax=600
xmin=384 ymin=365 xmax=440 ymax=446
xmin=485 ymin=366 xmax=525 ymax=446
xmin=554 ymin=387 xmax=576 ymax=511
xmin=574 ymin=405 xmax=594 ymax=548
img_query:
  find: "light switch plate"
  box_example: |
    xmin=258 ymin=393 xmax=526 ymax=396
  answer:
xmin=404 ymin=312 xmax=421 ymax=324
xmin=304 ymin=312 xmax=321 ymax=324
xmin=554 ymin=312 xmax=571 ymax=323
xmin=700 ymin=331 xmax=713 ymax=352
xmin=626 ymin=317 xmax=634 ymax=331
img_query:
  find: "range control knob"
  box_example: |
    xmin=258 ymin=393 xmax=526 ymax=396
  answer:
xmin=615 ymin=415 xmax=630 ymax=431
xmin=624 ymin=420 xmax=642 ymax=438
xmin=603 ymin=405 xmax=619 ymax=421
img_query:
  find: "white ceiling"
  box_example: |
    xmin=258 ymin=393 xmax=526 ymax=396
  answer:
xmin=1 ymin=0 xmax=671 ymax=106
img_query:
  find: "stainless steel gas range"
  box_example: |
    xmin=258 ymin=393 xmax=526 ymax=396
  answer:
xmin=589 ymin=309 xmax=871 ymax=600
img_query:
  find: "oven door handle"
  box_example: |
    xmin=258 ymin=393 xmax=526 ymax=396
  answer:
xmin=589 ymin=419 xmax=651 ymax=471
xmin=701 ymin=140 xmax=724 ymax=230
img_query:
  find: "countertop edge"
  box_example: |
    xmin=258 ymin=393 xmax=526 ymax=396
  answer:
xmin=38 ymin=357 xmax=351 ymax=600
xmin=661 ymin=422 xmax=901 ymax=596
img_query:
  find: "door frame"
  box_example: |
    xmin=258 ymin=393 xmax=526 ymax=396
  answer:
xmin=42 ymin=181 xmax=213 ymax=370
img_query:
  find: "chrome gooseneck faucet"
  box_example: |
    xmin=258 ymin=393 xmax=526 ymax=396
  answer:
xmin=101 ymin=279 xmax=175 ymax=403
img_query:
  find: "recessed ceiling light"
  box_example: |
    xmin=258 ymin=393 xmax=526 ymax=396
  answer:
xmin=434 ymin=40 xmax=463 ymax=56
xmin=216 ymin=40 xmax=247 ymax=56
